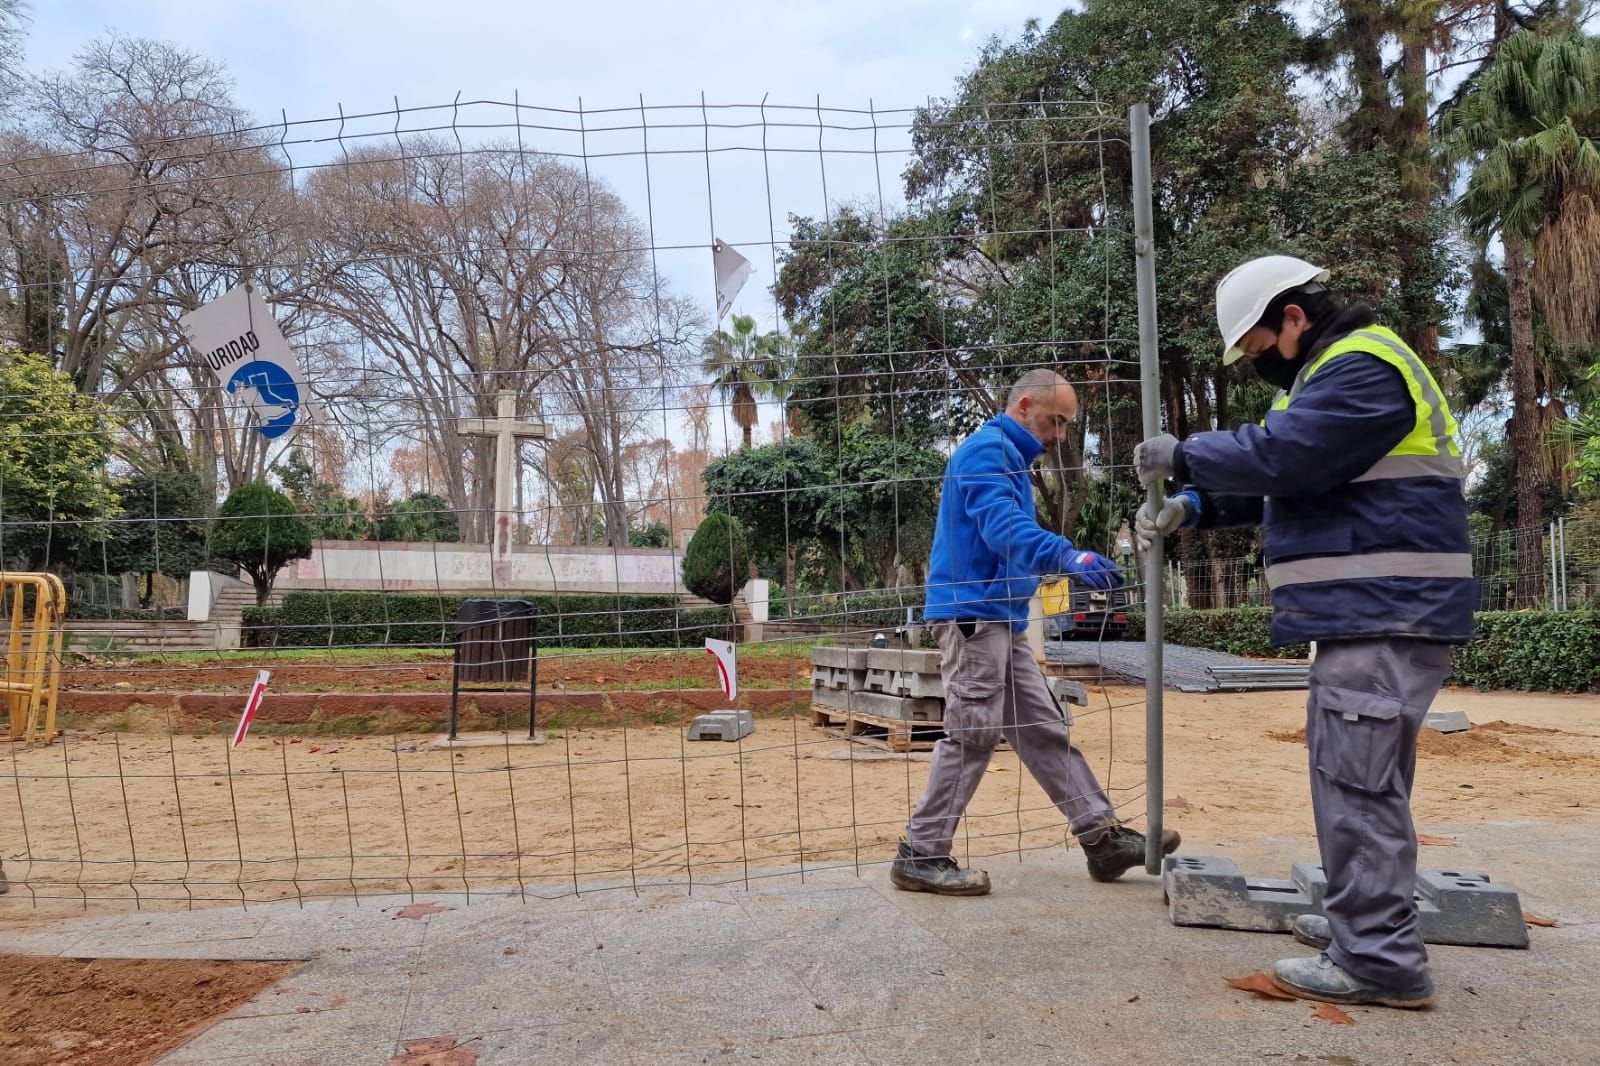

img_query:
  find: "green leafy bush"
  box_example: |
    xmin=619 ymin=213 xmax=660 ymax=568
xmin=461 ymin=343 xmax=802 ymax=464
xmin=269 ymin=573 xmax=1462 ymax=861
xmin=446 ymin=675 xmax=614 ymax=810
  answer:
xmin=682 ymin=513 xmax=748 ymax=606
xmin=246 ymin=593 xmax=732 ymax=650
xmin=1449 ymin=612 xmax=1600 ymax=692
xmin=1126 ymin=607 xmax=1600 ymax=691
xmin=781 ymin=589 xmax=923 ymax=628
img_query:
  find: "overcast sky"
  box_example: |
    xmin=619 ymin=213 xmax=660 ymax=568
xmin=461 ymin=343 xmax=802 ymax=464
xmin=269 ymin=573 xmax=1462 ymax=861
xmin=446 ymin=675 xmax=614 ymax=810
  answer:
xmin=23 ymin=2 xmax=1066 ymax=261
xmin=28 ymin=2 xmax=1060 ymax=118
xmin=26 ymin=2 xmax=1071 ymax=453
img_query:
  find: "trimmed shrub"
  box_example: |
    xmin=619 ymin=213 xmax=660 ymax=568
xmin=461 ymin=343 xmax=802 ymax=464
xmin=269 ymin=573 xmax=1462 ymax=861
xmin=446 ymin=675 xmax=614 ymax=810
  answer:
xmin=682 ymin=513 xmax=747 ymax=606
xmin=784 ymin=589 xmax=923 ymax=629
xmin=1126 ymin=606 xmax=1600 ymax=692
xmin=1449 ymin=611 xmax=1600 ymax=692
xmin=249 ymin=592 xmax=732 ymax=651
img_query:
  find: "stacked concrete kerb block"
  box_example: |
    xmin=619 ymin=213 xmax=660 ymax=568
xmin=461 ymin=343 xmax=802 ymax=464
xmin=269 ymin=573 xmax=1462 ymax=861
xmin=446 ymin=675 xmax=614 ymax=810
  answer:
xmin=810 ymin=646 xmax=944 ymax=722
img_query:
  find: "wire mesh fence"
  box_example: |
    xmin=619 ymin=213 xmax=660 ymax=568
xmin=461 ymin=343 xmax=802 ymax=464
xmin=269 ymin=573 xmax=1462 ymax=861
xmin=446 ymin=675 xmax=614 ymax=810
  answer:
xmin=1160 ymin=515 xmax=1600 ymax=612
xmin=0 ymin=94 xmax=1167 ymax=912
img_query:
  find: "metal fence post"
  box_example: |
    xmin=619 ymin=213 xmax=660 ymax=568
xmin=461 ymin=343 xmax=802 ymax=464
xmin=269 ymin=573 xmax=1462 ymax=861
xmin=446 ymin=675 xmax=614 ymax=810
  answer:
xmin=1559 ymin=516 xmax=1569 ymax=611
xmin=1130 ymin=102 xmax=1165 ymax=875
xmin=1550 ymin=521 xmax=1559 ymax=611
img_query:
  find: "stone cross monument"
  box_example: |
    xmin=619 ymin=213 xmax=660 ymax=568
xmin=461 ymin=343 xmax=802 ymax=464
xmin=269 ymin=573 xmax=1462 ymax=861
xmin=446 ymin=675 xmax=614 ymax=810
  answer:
xmin=459 ymin=390 xmax=549 ymax=578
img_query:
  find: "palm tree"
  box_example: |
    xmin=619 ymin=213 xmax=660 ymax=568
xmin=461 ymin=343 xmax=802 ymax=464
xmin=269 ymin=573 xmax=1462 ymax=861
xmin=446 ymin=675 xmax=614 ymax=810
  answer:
xmin=1442 ymin=24 xmax=1600 ymax=606
xmin=701 ymin=314 xmax=787 ymax=450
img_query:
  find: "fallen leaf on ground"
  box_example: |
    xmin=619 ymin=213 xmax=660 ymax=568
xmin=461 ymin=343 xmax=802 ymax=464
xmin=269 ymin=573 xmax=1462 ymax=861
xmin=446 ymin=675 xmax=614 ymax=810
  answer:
xmin=1224 ymin=973 xmax=1296 ymax=1001
xmin=1312 ymin=1002 xmax=1355 ymax=1025
xmin=394 ymin=902 xmax=454 ymax=920
xmin=1416 ymin=834 xmax=1458 ymax=847
xmin=1524 ymin=912 xmax=1558 ymax=928
xmin=1168 ymin=795 xmax=1192 ymax=811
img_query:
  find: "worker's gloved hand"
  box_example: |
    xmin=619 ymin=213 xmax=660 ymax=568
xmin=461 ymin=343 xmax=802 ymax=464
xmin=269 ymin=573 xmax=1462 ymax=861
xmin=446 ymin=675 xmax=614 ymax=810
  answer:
xmin=1061 ymin=550 xmax=1123 ymax=590
xmin=1133 ymin=493 xmax=1199 ymax=554
xmin=1133 ymin=433 xmax=1181 ymax=486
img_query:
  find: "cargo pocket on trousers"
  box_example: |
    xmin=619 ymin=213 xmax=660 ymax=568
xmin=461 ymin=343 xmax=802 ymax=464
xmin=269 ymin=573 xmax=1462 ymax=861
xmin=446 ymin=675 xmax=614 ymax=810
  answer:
xmin=944 ymin=624 xmax=1005 ymax=707
xmin=1312 ymin=685 xmax=1405 ymax=795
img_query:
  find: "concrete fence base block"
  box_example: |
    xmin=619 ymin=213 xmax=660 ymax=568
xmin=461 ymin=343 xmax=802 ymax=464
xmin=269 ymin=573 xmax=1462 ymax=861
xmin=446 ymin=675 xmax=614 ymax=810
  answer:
xmin=686 ymin=710 xmax=755 ymax=742
xmin=1049 ymin=678 xmax=1089 ymax=707
xmin=1423 ymin=708 xmax=1472 ymax=734
xmin=1163 ymin=855 xmax=1528 ymax=949
xmin=810 ymin=666 xmax=866 ymax=691
xmin=864 ymin=668 xmax=945 ymax=699
xmin=812 ymin=685 xmax=942 ymax=722
xmin=866 ymin=648 xmax=943 ymax=675
xmin=811 ymin=647 xmax=868 ymax=670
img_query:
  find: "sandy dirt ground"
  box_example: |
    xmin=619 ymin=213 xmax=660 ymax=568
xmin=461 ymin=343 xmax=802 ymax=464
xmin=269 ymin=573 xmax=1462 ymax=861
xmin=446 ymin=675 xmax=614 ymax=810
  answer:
xmin=2 ymin=680 xmax=1595 ymax=928
xmin=59 ymin=649 xmax=813 ymax=693
xmin=0 ymin=955 xmax=297 ymax=1065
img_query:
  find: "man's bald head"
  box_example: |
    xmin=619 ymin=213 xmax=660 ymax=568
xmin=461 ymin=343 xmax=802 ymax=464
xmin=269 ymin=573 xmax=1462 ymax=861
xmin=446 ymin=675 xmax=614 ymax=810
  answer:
xmin=1005 ymin=369 xmax=1078 ymax=445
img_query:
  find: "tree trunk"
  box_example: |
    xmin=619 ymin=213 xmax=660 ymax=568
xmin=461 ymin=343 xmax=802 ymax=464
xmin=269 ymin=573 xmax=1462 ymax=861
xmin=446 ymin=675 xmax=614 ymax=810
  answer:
xmin=1504 ymin=231 xmax=1548 ymax=607
xmin=249 ymin=567 xmax=274 ymax=607
xmin=1395 ymin=20 xmax=1439 ymax=364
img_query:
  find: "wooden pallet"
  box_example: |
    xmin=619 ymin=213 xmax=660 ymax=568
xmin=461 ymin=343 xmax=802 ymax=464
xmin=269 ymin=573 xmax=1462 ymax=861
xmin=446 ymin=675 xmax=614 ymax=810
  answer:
xmin=810 ymin=704 xmax=946 ymax=753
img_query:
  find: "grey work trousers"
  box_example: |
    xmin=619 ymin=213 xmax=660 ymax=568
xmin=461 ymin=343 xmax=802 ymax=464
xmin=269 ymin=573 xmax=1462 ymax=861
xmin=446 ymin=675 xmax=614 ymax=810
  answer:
xmin=1306 ymin=638 xmax=1453 ymax=990
xmin=905 ymin=620 xmax=1116 ymax=857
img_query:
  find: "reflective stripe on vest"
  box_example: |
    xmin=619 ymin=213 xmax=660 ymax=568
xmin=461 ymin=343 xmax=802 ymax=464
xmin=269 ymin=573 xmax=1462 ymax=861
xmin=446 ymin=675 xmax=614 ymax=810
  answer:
xmin=1268 ymin=326 xmax=1463 ymax=481
xmin=1267 ymin=551 xmax=1475 ymax=588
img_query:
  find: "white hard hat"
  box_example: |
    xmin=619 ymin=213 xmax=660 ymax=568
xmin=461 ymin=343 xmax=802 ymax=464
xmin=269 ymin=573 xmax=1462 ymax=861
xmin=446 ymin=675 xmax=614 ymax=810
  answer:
xmin=1216 ymin=255 xmax=1331 ymax=365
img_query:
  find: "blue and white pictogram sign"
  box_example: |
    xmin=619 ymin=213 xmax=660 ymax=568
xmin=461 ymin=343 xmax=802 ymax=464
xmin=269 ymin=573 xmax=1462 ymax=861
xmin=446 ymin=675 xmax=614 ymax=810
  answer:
xmin=181 ymin=283 xmax=315 ymax=440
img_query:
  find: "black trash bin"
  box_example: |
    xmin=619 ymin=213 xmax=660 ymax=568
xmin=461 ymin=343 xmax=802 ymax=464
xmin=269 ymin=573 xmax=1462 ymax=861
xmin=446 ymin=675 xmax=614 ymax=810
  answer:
xmin=449 ymin=599 xmax=539 ymax=739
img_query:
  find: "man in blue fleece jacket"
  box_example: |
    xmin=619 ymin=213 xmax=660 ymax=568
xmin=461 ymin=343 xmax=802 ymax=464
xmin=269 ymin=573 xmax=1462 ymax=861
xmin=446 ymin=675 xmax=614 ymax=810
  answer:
xmin=891 ymin=369 xmax=1181 ymax=896
xmin=1133 ymin=255 xmax=1476 ymax=1010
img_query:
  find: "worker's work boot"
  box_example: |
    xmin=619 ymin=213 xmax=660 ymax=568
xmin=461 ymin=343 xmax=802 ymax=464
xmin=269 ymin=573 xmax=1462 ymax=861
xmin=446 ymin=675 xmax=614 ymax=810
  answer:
xmin=889 ymin=840 xmax=991 ymax=896
xmin=1272 ymin=953 xmax=1435 ymax=1009
xmin=1293 ymin=913 xmax=1332 ymax=950
xmin=1080 ymin=824 xmax=1181 ymax=882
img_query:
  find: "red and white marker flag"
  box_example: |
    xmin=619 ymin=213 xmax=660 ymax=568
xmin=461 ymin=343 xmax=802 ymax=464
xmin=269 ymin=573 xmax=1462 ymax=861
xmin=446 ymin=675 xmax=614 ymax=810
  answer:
xmin=704 ymin=638 xmax=737 ymax=702
xmin=232 ymin=670 xmax=271 ymax=747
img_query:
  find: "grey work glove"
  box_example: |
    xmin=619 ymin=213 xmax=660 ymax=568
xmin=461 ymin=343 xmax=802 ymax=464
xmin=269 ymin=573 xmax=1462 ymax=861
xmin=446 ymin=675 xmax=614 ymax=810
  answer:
xmin=1133 ymin=495 xmax=1196 ymax=554
xmin=1133 ymin=433 xmax=1181 ymax=486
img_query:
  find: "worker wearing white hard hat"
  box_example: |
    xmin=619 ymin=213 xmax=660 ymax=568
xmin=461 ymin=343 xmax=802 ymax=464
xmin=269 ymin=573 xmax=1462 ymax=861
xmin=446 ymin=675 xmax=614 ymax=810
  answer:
xmin=1131 ymin=254 xmax=1477 ymax=1011
xmin=1216 ymin=254 xmax=1332 ymax=366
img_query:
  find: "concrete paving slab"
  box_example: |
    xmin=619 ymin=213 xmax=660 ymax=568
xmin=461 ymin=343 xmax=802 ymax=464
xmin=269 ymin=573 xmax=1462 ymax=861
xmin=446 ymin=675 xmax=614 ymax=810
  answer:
xmin=163 ymin=1001 xmax=403 ymax=1062
xmin=398 ymin=949 xmax=610 ymax=1035
xmin=604 ymin=967 xmax=839 ymax=1052
xmin=0 ymin=816 xmax=1589 ymax=1066
xmin=464 ymin=1023 xmax=634 ymax=1065
xmin=157 ymin=1039 xmax=394 ymax=1066
xmin=646 ymin=1031 xmax=870 ymax=1065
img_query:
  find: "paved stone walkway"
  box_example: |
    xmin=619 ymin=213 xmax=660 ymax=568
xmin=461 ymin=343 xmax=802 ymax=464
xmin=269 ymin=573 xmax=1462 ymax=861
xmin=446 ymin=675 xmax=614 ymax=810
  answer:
xmin=0 ymin=820 xmax=1593 ymax=1065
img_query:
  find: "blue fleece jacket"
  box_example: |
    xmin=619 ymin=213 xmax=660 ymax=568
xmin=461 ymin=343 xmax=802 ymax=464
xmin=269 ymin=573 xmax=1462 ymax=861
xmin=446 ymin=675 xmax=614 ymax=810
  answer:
xmin=923 ymin=414 xmax=1079 ymax=632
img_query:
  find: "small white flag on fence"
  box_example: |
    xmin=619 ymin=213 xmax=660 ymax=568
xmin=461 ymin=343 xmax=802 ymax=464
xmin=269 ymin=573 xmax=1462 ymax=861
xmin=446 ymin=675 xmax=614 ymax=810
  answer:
xmin=232 ymin=670 xmax=272 ymax=747
xmin=704 ymin=638 xmax=737 ymax=702
xmin=712 ymin=238 xmax=753 ymax=321
xmin=180 ymin=283 xmax=316 ymax=441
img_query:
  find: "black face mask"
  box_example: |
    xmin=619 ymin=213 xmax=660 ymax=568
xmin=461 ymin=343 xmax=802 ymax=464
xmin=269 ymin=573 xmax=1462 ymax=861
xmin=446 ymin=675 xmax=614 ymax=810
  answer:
xmin=1251 ymin=347 xmax=1300 ymax=390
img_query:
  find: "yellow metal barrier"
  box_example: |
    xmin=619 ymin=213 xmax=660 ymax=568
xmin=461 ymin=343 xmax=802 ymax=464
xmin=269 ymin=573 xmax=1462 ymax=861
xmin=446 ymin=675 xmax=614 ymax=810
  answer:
xmin=0 ymin=573 xmax=65 ymax=745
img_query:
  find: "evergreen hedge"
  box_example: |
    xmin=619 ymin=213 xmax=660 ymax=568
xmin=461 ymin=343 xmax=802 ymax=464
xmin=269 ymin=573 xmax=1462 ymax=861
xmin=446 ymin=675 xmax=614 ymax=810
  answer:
xmin=242 ymin=593 xmax=733 ymax=650
xmin=1123 ymin=606 xmax=1600 ymax=692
